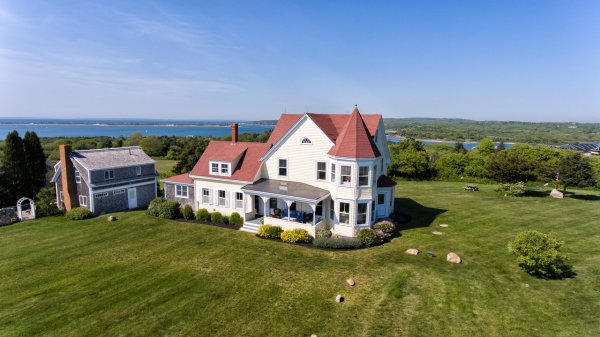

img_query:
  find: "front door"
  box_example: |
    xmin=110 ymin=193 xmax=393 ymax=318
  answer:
xmin=377 ymin=193 xmax=386 ymax=217
xmin=128 ymin=188 xmax=137 ymax=209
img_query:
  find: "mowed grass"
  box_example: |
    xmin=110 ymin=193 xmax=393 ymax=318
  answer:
xmin=154 ymin=158 xmax=178 ymax=188
xmin=1 ymin=182 xmax=599 ymax=337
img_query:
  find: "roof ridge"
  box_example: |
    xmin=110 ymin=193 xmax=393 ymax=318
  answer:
xmin=74 ymin=146 xmax=143 ymax=153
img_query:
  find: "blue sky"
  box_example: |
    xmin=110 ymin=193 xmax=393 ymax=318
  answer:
xmin=0 ymin=1 xmax=598 ymax=121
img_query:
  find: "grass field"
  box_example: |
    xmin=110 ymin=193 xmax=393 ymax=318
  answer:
xmin=1 ymin=182 xmax=599 ymax=336
xmin=154 ymin=158 xmax=178 ymax=188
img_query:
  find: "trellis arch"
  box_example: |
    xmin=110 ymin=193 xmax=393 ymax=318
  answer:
xmin=16 ymin=197 xmax=36 ymax=221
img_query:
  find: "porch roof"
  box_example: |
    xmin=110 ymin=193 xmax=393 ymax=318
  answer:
xmin=241 ymin=179 xmax=330 ymax=202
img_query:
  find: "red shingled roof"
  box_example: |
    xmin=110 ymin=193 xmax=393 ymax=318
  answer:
xmin=190 ymin=141 xmax=271 ymax=182
xmin=327 ymin=108 xmax=381 ymax=158
xmin=162 ymin=173 xmax=194 ymax=185
xmin=267 ymin=112 xmax=381 ymax=145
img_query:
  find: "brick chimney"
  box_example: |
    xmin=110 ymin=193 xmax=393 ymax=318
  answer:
xmin=231 ymin=123 xmax=239 ymax=143
xmin=59 ymin=144 xmax=78 ymax=211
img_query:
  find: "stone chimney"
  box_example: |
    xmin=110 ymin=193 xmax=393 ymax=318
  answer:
xmin=59 ymin=144 xmax=78 ymax=211
xmin=231 ymin=123 xmax=239 ymax=143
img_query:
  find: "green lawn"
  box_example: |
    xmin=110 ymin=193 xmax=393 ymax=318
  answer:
xmin=154 ymin=158 xmax=178 ymax=188
xmin=1 ymin=182 xmax=599 ymax=337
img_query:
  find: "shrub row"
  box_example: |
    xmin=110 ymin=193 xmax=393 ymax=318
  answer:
xmin=193 ymin=208 xmax=243 ymax=226
xmin=65 ymin=207 xmax=93 ymax=220
xmin=257 ymin=225 xmax=312 ymax=243
xmin=146 ymin=197 xmax=181 ymax=219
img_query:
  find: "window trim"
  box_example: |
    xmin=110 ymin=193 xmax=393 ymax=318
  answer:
xmin=235 ymin=192 xmax=244 ymax=209
xmin=316 ymin=161 xmax=327 ymax=181
xmin=340 ymin=165 xmax=352 ymax=186
xmin=358 ymin=166 xmax=370 ymax=187
xmin=218 ymin=190 xmax=227 ymax=207
xmin=339 ymin=201 xmax=350 ymax=224
xmin=209 ymin=161 xmax=231 ymax=177
xmin=330 ymin=163 xmax=336 ymax=182
xmin=79 ymin=195 xmax=87 ymax=206
xmin=357 ymin=202 xmax=368 ymax=225
xmin=95 ymin=192 xmax=109 ymax=198
xmin=104 ymin=170 xmax=114 ymax=180
xmin=175 ymin=184 xmax=189 ymax=198
xmin=278 ymin=158 xmax=288 ymax=177
xmin=202 ymin=188 xmax=210 ymax=204
xmin=75 ymin=170 xmax=81 ymax=183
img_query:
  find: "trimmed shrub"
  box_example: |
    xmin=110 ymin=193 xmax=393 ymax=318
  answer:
xmin=158 ymin=200 xmax=180 ymax=219
xmin=196 ymin=208 xmax=210 ymax=221
xmin=257 ymin=225 xmax=283 ymax=239
xmin=358 ymin=228 xmax=379 ymax=247
xmin=229 ymin=212 xmax=243 ymax=226
xmin=210 ymin=211 xmax=223 ymax=224
xmin=281 ymin=228 xmax=313 ymax=243
xmin=223 ymin=215 xmax=230 ymax=224
xmin=316 ymin=228 xmax=333 ymax=239
xmin=182 ymin=204 xmax=194 ymax=220
xmin=146 ymin=197 xmax=166 ymax=217
xmin=496 ymin=181 xmax=526 ymax=197
xmin=35 ymin=186 xmax=63 ymax=217
xmin=65 ymin=207 xmax=93 ymax=220
xmin=508 ymin=230 xmax=570 ymax=278
xmin=313 ymin=236 xmax=363 ymax=249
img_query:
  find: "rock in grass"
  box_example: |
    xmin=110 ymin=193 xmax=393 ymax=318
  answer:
xmin=439 ymin=224 xmax=449 ymax=228
xmin=107 ymin=215 xmax=117 ymax=222
xmin=550 ymin=189 xmax=564 ymax=199
xmin=311 ymin=335 xmax=318 ymax=337
xmin=432 ymin=231 xmax=443 ymax=235
xmin=335 ymin=294 xmax=344 ymax=303
xmin=346 ymin=278 xmax=355 ymax=286
xmin=447 ymin=252 xmax=461 ymax=264
xmin=405 ymin=248 xmax=419 ymax=255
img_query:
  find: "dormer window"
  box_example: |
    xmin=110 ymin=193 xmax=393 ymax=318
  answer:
xmin=209 ymin=161 xmax=231 ymax=176
xmin=104 ymin=170 xmax=114 ymax=180
xmin=301 ymin=138 xmax=312 ymax=144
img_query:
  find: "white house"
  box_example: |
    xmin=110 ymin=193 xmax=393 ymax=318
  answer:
xmin=163 ymin=107 xmax=396 ymax=237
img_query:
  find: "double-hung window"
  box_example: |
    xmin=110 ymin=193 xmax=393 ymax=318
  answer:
xmin=75 ymin=170 xmax=81 ymax=183
xmin=358 ymin=166 xmax=369 ymax=186
xmin=339 ymin=202 xmax=350 ymax=224
xmin=211 ymin=163 xmax=219 ymax=174
xmin=316 ymin=162 xmax=326 ymax=180
xmin=79 ymin=195 xmax=87 ymax=206
xmin=104 ymin=170 xmax=114 ymax=180
xmin=357 ymin=203 xmax=367 ymax=225
xmin=218 ymin=190 xmax=226 ymax=206
xmin=330 ymin=164 xmax=336 ymax=182
xmin=220 ymin=163 xmax=229 ymax=175
xmin=235 ymin=192 xmax=244 ymax=209
xmin=202 ymin=188 xmax=210 ymax=204
xmin=278 ymin=159 xmax=288 ymax=177
xmin=175 ymin=185 xmax=188 ymax=198
xmin=340 ymin=166 xmax=351 ymax=185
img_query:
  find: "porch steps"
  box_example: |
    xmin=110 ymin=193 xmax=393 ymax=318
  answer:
xmin=240 ymin=222 xmax=261 ymax=234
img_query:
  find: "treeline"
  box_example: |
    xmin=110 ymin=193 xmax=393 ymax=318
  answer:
xmin=384 ymin=118 xmax=600 ymax=144
xmin=389 ymin=138 xmax=600 ymax=190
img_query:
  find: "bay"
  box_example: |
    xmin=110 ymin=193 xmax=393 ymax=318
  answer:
xmin=0 ymin=118 xmax=273 ymax=138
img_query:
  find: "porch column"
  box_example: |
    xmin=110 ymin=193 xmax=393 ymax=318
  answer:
xmin=310 ymin=203 xmax=317 ymax=225
xmin=284 ymin=200 xmax=292 ymax=221
xmin=261 ymin=196 xmax=269 ymax=218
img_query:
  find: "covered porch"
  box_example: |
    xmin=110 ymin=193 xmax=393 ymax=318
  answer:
xmin=241 ymin=179 xmax=330 ymax=236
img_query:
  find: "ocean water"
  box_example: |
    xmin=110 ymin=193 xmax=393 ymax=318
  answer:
xmin=0 ymin=119 xmax=273 ymax=138
xmin=387 ymin=137 xmax=510 ymax=149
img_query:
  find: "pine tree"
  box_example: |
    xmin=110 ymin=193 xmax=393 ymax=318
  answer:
xmin=1 ymin=131 xmax=32 ymax=203
xmin=454 ymin=141 xmax=467 ymax=154
xmin=24 ymin=131 xmax=48 ymax=196
xmin=497 ymin=141 xmax=506 ymax=151
xmin=558 ymin=152 xmax=596 ymax=192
